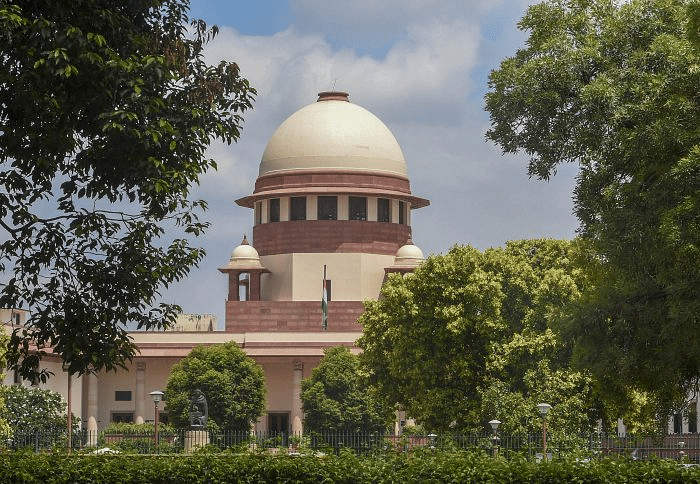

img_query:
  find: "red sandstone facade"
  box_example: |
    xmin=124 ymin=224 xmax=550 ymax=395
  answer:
xmin=252 ymin=220 xmax=411 ymax=256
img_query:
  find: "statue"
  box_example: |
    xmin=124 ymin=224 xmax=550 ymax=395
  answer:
xmin=188 ymin=389 xmax=208 ymax=429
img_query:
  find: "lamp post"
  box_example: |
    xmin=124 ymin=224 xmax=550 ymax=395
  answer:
xmin=488 ymin=420 xmax=501 ymax=458
xmin=428 ymin=433 xmax=437 ymax=452
xmin=536 ymin=403 xmax=551 ymax=461
xmin=150 ymin=391 xmax=164 ymax=453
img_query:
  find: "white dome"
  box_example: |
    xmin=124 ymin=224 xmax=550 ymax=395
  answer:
xmin=227 ymin=236 xmax=262 ymax=269
xmin=259 ymin=92 xmax=407 ymax=176
xmin=394 ymin=242 xmax=424 ymax=267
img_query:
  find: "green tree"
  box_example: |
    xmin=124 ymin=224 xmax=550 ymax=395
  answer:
xmin=485 ymin=0 xmax=700 ymax=416
xmin=0 ymin=1 xmax=255 ymax=381
xmin=0 ymin=385 xmax=78 ymax=447
xmin=478 ymin=240 xmax=599 ymax=437
xmin=0 ymin=325 xmax=10 ymax=438
xmin=301 ymin=346 xmax=394 ymax=434
xmin=358 ymin=240 xmax=601 ymax=434
xmin=164 ymin=341 xmax=266 ymax=432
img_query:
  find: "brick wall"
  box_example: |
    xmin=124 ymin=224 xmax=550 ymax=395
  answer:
xmin=253 ymin=219 xmax=411 ymax=256
xmin=224 ymin=300 xmax=365 ymax=333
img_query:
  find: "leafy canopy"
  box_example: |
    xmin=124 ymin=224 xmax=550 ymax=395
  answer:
xmin=164 ymin=341 xmax=266 ymax=432
xmin=0 ymin=325 xmax=9 ymax=436
xmin=301 ymin=346 xmax=394 ymax=434
xmin=0 ymin=385 xmax=77 ymax=436
xmin=358 ymin=239 xmax=601 ymax=434
xmin=0 ymin=0 xmax=255 ymax=381
xmin=485 ymin=0 xmax=700 ymax=412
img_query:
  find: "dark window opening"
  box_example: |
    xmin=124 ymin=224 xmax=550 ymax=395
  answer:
xmin=158 ymin=412 xmax=169 ymax=425
xmin=111 ymin=412 xmax=134 ymax=423
xmin=268 ymin=412 xmax=290 ymax=434
xmin=290 ymin=197 xmax=306 ymax=221
xmin=255 ymin=201 xmax=262 ymax=225
xmin=349 ymin=196 xmax=367 ymax=220
xmin=115 ymin=391 xmax=132 ymax=402
xmin=673 ymin=413 xmax=682 ymax=434
xmin=317 ymin=196 xmax=337 ymax=220
xmin=269 ymin=198 xmax=280 ymax=223
xmin=378 ymin=198 xmax=391 ymax=222
xmin=398 ymin=201 xmax=406 ymax=225
xmin=689 ymin=406 xmax=698 ymax=433
xmin=238 ymin=272 xmax=250 ymax=301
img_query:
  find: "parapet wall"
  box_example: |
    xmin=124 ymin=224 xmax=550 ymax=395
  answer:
xmin=224 ymin=300 xmax=365 ymax=333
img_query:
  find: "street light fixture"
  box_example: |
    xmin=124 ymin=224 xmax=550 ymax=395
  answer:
xmin=488 ymin=420 xmax=501 ymax=458
xmin=150 ymin=391 xmax=164 ymax=453
xmin=536 ymin=403 xmax=551 ymax=461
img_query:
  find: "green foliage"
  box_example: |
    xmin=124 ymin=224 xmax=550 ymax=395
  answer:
xmin=1 ymin=453 xmax=700 ymax=483
xmin=0 ymin=385 xmax=71 ymax=433
xmin=358 ymin=244 xmax=503 ymax=431
xmin=485 ymin=0 xmax=700 ymax=415
xmin=99 ymin=422 xmax=179 ymax=454
xmin=0 ymin=385 xmax=78 ymax=448
xmin=164 ymin=341 xmax=265 ymax=431
xmin=358 ymin=239 xmax=603 ymax=435
xmin=0 ymin=326 xmax=9 ymax=437
xmin=0 ymin=0 xmax=255 ymax=381
xmin=301 ymin=346 xmax=394 ymax=434
xmin=100 ymin=421 xmax=174 ymax=436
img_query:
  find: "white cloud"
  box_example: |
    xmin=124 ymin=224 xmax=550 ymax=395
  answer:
xmin=289 ymin=0 xmax=507 ymax=54
xmin=167 ymin=0 xmax=578 ymax=322
xmin=206 ymin=17 xmax=480 ymax=125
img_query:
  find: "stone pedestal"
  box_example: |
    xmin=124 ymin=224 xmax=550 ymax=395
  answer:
xmin=184 ymin=430 xmax=209 ymax=453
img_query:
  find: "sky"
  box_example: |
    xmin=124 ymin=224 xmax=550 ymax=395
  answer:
xmin=163 ymin=0 xmax=580 ymax=326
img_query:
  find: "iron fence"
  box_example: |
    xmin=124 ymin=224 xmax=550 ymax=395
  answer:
xmin=2 ymin=428 xmax=700 ymax=460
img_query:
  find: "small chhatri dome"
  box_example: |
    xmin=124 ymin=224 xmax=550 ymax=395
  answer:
xmin=228 ymin=235 xmax=263 ymax=268
xmin=393 ymin=238 xmax=424 ymax=267
xmin=259 ymin=91 xmax=407 ymax=176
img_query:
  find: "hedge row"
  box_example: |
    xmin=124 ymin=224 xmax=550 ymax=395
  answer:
xmin=1 ymin=451 xmax=699 ymax=483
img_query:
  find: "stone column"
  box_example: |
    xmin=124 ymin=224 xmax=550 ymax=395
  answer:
xmin=135 ymin=362 xmax=146 ymax=424
xmin=291 ymin=360 xmax=304 ymax=435
xmin=86 ymin=372 xmax=99 ymax=446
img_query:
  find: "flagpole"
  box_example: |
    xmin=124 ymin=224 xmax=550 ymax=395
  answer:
xmin=322 ymin=265 xmax=328 ymax=330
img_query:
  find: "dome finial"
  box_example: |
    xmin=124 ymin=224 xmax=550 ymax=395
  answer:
xmin=317 ymin=91 xmax=349 ymax=102
xmin=241 ymin=234 xmax=249 ymax=245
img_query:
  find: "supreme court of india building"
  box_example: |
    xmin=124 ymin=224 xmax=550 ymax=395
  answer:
xmin=4 ymin=91 xmax=430 ymax=435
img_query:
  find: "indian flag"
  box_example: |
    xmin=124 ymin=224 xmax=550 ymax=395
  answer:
xmin=321 ymin=265 xmax=328 ymax=330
